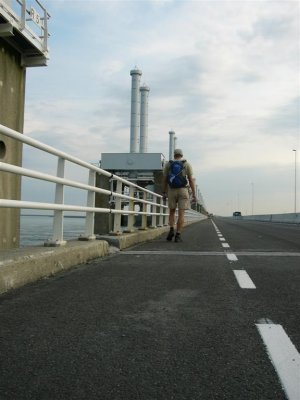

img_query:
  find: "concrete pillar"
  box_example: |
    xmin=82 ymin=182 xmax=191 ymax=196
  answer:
xmin=0 ymin=38 xmax=26 ymax=249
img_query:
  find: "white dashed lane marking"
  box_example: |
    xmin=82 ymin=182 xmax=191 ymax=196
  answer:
xmin=233 ymin=270 xmax=256 ymax=289
xmin=226 ymin=253 xmax=238 ymax=261
xmin=211 ymin=221 xmax=239 ymax=260
xmin=256 ymin=322 xmax=300 ymax=400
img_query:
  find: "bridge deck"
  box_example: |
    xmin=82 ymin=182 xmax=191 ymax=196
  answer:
xmin=0 ymin=218 xmax=299 ymax=399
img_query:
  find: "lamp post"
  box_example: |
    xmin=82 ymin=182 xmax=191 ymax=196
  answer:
xmin=251 ymin=182 xmax=254 ymax=215
xmin=292 ymin=149 xmax=297 ymax=213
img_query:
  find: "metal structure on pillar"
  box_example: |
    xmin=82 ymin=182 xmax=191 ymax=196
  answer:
xmin=102 ymin=68 xmax=165 ymax=188
xmin=0 ymin=0 xmax=50 ymax=66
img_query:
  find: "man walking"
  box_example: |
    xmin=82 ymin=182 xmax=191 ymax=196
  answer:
xmin=162 ymin=148 xmax=197 ymax=242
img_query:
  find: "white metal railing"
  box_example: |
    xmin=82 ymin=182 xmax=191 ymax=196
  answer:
xmin=0 ymin=124 xmax=204 ymax=246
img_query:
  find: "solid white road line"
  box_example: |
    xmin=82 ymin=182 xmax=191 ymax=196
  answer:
xmin=123 ymin=251 xmax=300 ymax=258
xmin=233 ymin=251 xmax=300 ymax=257
xmin=123 ymin=251 xmax=226 ymax=256
xmin=233 ymin=270 xmax=256 ymax=289
xmin=256 ymin=323 xmax=300 ymax=400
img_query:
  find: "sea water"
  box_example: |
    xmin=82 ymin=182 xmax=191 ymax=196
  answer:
xmin=20 ymin=215 xmax=86 ymax=247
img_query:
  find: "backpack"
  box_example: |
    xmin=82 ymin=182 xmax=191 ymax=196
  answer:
xmin=167 ymin=160 xmax=188 ymax=188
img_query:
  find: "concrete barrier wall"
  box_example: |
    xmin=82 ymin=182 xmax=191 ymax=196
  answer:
xmin=242 ymin=213 xmax=300 ymax=224
xmin=0 ymin=240 xmax=110 ymax=295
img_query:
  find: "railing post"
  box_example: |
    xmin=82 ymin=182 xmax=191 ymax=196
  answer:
xmin=151 ymin=195 xmax=157 ymax=228
xmin=45 ymin=157 xmax=66 ymax=246
xmin=140 ymin=191 xmax=148 ymax=230
xmin=42 ymin=5 xmax=48 ymax=52
xmin=20 ymin=0 xmax=26 ymax=30
xmin=158 ymin=196 xmax=164 ymax=227
xmin=125 ymin=186 xmax=135 ymax=233
xmin=79 ymin=170 xmax=96 ymax=240
xmin=163 ymin=199 xmax=169 ymax=226
xmin=112 ymin=180 xmax=122 ymax=234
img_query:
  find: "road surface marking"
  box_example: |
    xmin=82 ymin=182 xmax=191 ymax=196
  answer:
xmin=222 ymin=243 xmax=230 ymax=248
xmin=233 ymin=252 xmax=300 ymax=257
xmin=219 ymin=238 xmax=225 ymax=241
xmin=226 ymin=253 xmax=238 ymax=261
xmin=124 ymin=251 xmax=226 ymax=256
xmin=233 ymin=270 xmax=256 ymax=288
xmin=123 ymin=251 xmax=300 ymax=258
xmin=256 ymin=323 xmax=300 ymax=400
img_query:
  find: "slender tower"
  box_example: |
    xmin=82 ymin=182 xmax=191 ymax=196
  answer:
xmin=139 ymin=85 xmax=150 ymax=153
xmin=169 ymin=131 xmax=175 ymax=160
xmin=129 ymin=68 xmax=142 ymax=153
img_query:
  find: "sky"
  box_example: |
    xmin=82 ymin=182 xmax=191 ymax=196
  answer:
xmin=21 ymin=0 xmax=299 ymax=216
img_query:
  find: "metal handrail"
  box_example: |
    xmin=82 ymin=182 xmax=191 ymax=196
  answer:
xmin=0 ymin=123 xmax=205 ymax=246
xmin=0 ymin=124 xmax=159 ymax=193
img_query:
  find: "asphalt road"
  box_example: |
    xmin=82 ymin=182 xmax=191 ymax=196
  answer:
xmin=0 ymin=218 xmax=299 ymax=400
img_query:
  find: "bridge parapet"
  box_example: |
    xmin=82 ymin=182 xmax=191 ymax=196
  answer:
xmin=242 ymin=213 xmax=300 ymax=224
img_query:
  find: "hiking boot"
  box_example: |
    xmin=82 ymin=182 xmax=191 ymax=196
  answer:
xmin=166 ymin=228 xmax=175 ymax=241
xmin=175 ymin=233 xmax=182 ymax=242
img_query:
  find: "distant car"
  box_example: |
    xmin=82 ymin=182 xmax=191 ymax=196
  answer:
xmin=233 ymin=211 xmax=242 ymax=218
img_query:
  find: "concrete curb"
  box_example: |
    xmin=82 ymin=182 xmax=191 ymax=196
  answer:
xmin=0 ymin=221 xmax=204 ymax=295
xmin=0 ymin=226 xmax=171 ymax=295
xmin=97 ymin=225 xmax=170 ymax=250
xmin=0 ymin=240 xmax=110 ymax=295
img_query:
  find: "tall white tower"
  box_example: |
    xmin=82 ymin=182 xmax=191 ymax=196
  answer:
xmin=139 ymin=85 xmax=150 ymax=153
xmin=169 ymin=131 xmax=175 ymax=160
xmin=129 ymin=68 xmax=142 ymax=153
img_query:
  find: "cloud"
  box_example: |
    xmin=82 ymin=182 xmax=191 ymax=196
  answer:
xmin=240 ymin=13 xmax=296 ymax=41
xmin=264 ymin=96 xmax=300 ymax=136
xmin=19 ymin=0 xmax=299 ymax=216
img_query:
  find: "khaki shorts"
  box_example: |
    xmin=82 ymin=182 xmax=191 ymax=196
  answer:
xmin=167 ymin=187 xmax=190 ymax=210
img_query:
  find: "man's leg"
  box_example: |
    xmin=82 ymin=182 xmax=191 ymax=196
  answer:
xmin=176 ymin=208 xmax=185 ymax=233
xmin=169 ymin=208 xmax=176 ymax=228
xmin=166 ymin=208 xmax=176 ymax=241
xmin=175 ymin=188 xmax=189 ymax=242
